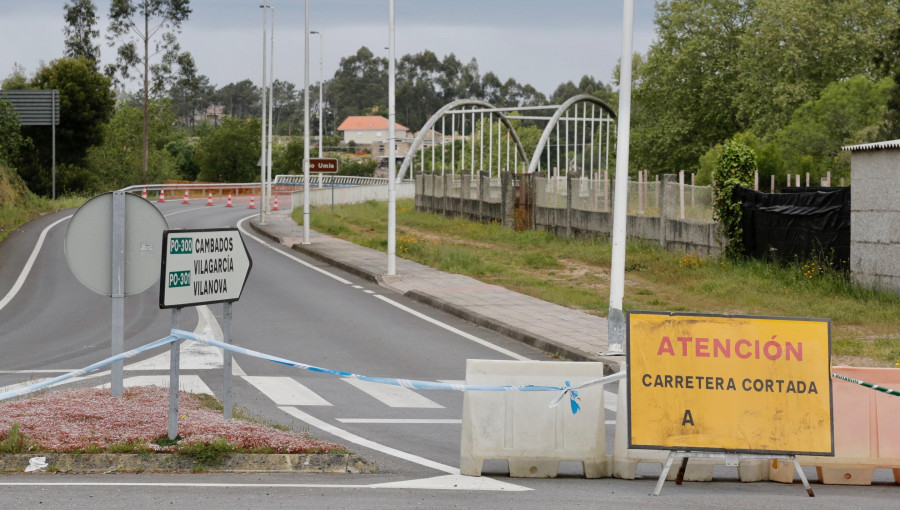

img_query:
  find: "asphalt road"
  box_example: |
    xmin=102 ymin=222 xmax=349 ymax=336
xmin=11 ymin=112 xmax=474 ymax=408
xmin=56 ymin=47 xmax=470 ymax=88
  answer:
xmin=0 ymin=202 xmax=897 ymax=509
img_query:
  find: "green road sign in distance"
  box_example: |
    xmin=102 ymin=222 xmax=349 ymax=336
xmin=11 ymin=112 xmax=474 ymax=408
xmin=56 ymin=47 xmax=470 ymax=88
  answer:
xmin=64 ymin=192 xmax=168 ymax=297
xmin=159 ymin=228 xmax=253 ymax=309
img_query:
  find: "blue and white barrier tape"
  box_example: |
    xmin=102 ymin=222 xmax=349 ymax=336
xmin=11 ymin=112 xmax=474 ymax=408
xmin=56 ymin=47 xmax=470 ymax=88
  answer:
xmin=0 ymin=331 xmax=626 ymax=415
xmin=0 ymin=335 xmax=179 ymax=403
xmin=172 ymin=329 xmax=625 ymax=414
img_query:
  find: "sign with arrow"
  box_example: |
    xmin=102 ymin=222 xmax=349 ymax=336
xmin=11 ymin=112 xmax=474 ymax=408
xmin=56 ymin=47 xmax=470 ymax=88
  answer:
xmin=159 ymin=228 xmax=252 ymax=309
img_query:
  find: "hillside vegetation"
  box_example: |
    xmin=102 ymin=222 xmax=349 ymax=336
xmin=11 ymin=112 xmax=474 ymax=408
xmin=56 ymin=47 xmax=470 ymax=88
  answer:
xmin=0 ymin=162 xmax=83 ymax=243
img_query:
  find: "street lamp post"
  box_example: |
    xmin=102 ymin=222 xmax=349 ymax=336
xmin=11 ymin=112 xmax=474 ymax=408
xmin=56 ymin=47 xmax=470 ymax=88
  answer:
xmin=302 ymin=0 xmax=311 ymax=244
xmin=387 ymin=0 xmax=397 ymax=275
xmin=267 ymin=6 xmax=274 ymax=213
xmin=259 ymin=2 xmax=269 ymax=224
xmin=311 ymin=30 xmax=324 ymax=188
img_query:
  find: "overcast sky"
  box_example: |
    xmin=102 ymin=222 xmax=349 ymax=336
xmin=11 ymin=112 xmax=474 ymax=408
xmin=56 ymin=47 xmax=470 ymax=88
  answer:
xmin=1 ymin=1 xmax=658 ymax=97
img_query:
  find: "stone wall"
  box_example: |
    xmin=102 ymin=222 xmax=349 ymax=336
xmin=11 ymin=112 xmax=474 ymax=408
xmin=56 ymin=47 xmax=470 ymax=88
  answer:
xmin=415 ymin=172 xmax=724 ymax=256
xmin=848 ymin=148 xmax=900 ymax=293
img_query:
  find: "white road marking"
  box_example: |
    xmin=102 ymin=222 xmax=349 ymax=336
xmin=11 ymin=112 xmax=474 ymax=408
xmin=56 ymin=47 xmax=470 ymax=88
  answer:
xmin=352 ymin=285 xmax=364 ymax=289
xmin=605 ymin=388 xmax=618 ymax=412
xmin=343 ymin=379 xmax=444 ymax=408
xmin=128 ymin=305 xmax=245 ymax=374
xmin=0 ymin=378 xmax=50 ymax=394
xmin=0 ymin=215 xmax=71 ymax=313
xmin=363 ymin=289 xmax=376 ymax=294
xmin=236 ymin=215 xmax=353 ymax=284
xmin=162 ymin=206 xmax=209 ymax=218
xmin=243 ymin=376 xmax=332 ymax=406
xmin=96 ymin=375 xmax=213 ymax=395
xmin=0 ymin=370 xmax=76 ymax=373
xmin=0 ymin=475 xmax=530 ymax=491
xmin=373 ymin=295 xmax=530 ymax=361
xmin=336 ymin=418 xmax=461 ymax=424
xmin=237 ymin=215 xmax=531 ymax=362
xmin=279 ymin=405 xmax=460 ymax=475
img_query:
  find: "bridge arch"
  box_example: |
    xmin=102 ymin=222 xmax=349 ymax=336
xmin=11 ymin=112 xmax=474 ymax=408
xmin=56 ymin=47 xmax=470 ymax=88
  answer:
xmin=525 ymin=94 xmax=617 ymax=175
xmin=396 ymin=99 xmax=529 ymax=182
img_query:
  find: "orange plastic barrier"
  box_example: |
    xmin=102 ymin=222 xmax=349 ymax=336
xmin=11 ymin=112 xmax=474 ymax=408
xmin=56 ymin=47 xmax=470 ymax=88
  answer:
xmin=770 ymin=366 xmax=900 ymax=485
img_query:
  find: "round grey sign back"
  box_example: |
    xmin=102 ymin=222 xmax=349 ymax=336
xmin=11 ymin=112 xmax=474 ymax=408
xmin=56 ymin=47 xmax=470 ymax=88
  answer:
xmin=64 ymin=192 xmax=168 ymax=296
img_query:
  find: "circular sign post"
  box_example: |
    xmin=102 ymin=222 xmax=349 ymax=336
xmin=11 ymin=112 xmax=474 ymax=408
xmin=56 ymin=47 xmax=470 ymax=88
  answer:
xmin=64 ymin=192 xmax=168 ymax=396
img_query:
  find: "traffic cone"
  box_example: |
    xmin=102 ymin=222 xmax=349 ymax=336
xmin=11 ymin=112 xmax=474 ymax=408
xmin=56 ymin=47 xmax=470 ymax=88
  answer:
xmin=141 ymin=187 xmax=147 ymax=200
xmin=249 ymin=195 xmax=255 ymax=209
xmin=206 ymin=191 xmax=213 ymax=206
xmin=226 ymin=193 xmax=233 ymax=207
xmin=182 ymin=190 xmax=190 ymax=204
xmin=158 ymin=188 xmax=165 ymax=203
xmin=272 ymin=195 xmax=279 ymax=211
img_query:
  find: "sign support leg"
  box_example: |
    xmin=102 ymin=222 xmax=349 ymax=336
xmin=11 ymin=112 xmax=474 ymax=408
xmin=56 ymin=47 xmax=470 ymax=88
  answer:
xmin=168 ymin=307 xmax=182 ymax=440
xmin=223 ymin=301 xmax=233 ymax=420
xmin=792 ymin=456 xmax=815 ymax=497
xmin=652 ymin=450 xmax=678 ymax=496
xmin=675 ymin=456 xmax=689 ymax=485
xmin=110 ymin=191 xmax=126 ymax=397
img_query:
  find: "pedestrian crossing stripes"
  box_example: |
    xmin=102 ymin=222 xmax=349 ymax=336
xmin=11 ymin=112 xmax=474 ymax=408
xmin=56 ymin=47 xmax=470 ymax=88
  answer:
xmin=243 ymin=376 xmax=332 ymax=406
xmin=342 ymin=378 xmax=445 ymax=408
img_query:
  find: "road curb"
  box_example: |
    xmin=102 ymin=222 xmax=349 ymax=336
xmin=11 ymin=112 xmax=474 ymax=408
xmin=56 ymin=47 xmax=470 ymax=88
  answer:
xmin=0 ymin=453 xmax=376 ymax=474
xmin=403 ymin=290 xmax=618 ymax=373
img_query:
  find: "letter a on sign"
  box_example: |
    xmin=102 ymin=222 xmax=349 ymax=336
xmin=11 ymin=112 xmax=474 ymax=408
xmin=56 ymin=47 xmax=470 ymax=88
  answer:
xmin=682 ymin=409 xmax=695 ymax=427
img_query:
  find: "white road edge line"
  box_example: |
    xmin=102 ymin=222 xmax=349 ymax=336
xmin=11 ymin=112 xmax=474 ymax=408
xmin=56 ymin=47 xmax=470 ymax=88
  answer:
xmin=336 ymin=419 xmax=462 ymax=424
xmin=236 ymin=215 xmax=530 ymax=362
xmin=373 ymin=295 xmax=530 ymax=361
xmin=279 ymin=405 xmax=459 ymax=475
xmin=236 ymin=215 xmax=353 ymax=284
xmin=0 ymin=215 xmax=71 ymax=312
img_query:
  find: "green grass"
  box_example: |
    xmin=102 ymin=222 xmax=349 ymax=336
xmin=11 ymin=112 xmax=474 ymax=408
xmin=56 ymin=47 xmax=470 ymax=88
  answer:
xmin=0 ymin=195 xmax=87 ymax=243
xmin=0 ymin=423 xmax=33 ymax=453
xmin=295 ymin=199 xmax=900 ymax=366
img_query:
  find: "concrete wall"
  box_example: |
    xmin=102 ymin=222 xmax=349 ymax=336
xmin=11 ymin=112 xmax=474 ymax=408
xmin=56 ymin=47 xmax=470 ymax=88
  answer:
xmin=849 ymin=149 xmax=900 ymax=293
xmin=415 ymin=172 xmax=724 ymax=256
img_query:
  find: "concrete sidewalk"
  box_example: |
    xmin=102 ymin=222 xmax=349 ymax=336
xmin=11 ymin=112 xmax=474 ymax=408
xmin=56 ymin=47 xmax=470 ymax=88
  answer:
xmin=250 ymin=212 xmax=618 ymax=371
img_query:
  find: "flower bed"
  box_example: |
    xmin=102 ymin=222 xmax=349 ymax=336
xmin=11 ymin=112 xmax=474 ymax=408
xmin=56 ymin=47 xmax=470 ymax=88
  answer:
xmin=0 ymin=386 xmax=343 ymax=454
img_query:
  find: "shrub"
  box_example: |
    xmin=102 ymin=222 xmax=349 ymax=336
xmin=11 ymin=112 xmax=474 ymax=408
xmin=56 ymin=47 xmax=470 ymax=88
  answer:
xmin=713 ymin=140 xmax=756 ymax=258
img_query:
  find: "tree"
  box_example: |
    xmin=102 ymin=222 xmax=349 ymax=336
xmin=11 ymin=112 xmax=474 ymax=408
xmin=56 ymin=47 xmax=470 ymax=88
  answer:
xmin=86 ymin=100 xmax=182 ymax=189
xmin=713 ymin=140 xmax=756 ymax=259
xmin=168 ymin=52 xmax=213 ymax=129
xmin=2 ymin=64 xmax=29 ymax=90
xmin=327 ymin=47 xmax=387 ymax=121
xmin=106 ymin=0 xmax=192 ymax=183
xmin=195 ymin=117 xmax=261 ymax=182
xmin=215 ymin=80 xmax=260 ymax=119
xmin=63 ymin=0 xmax=101 ymax=66
xmin=0 ymin=100 xmax=27 ymax=164
xmin=630 ymin=0 xmax=751 ymax=175
xmin=736 ymin=0 xmax=899 ymax=136
xmin=15 ymin=57 xmax=114 ymax=195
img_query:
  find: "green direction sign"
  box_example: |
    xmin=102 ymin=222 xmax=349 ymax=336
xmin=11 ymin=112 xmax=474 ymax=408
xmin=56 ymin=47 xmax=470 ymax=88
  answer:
xmin=159 ymin=228 xmax=252 ymax=309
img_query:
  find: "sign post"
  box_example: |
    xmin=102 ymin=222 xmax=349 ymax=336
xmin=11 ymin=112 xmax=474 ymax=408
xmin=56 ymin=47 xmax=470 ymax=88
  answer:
xmin=627 ymin=311 xmax=832 ymax=496
xmin=160 ymin=228 xmax=252 ymax=436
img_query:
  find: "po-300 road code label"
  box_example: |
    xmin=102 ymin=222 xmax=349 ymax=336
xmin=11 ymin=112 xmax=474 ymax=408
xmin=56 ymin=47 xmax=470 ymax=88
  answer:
xmin=159 ymin=229 xmax=252 ymax=309
xmin=627 ymin=311 xmax=833 ymax=456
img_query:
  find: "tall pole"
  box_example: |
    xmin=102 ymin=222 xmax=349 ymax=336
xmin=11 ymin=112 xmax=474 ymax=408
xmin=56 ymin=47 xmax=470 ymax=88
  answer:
xmin=302 ymin=0 xmax=311 ymax=244
xmin=607 ymin=0 xmax=634 ymax=355
xmin=259 ymin=2 xmax=268 ymax=224
xmin=311 ymin=30 xmax=324 ymax=188
xmin=387 ymin=0 xmax=397 ymax=275
xmin=268 ymin=7 xmax=275 ymax=213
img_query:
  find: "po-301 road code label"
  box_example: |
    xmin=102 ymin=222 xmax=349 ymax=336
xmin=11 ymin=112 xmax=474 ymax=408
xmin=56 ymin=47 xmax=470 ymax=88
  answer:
xmin=159 ymin=228 xmax=252 ymax=309
xmin=627 ymin=312 xmax=833 ymax=456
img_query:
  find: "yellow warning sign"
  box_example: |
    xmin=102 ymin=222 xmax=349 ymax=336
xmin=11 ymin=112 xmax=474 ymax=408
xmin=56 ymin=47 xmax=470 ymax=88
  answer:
xmin=627 ymin=312 xmax=833 ymax=455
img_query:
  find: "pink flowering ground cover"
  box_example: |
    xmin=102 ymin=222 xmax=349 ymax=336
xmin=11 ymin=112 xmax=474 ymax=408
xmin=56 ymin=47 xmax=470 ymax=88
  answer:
xmin=0 ymin=386 xmax=344 ymax=454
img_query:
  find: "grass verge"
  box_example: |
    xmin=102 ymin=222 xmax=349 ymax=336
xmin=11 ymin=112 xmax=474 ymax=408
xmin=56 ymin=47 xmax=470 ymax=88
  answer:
xmin=295 ymin=199 xmax=900 ymax=366
xmin=0 ymin=195 xmax=87 ymax=243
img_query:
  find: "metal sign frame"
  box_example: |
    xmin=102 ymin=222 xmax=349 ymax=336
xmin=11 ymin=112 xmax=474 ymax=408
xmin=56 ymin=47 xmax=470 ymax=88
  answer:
xmin=159 ymin=228 xmax=253 ymax=309
xmin=626 ymin=310 xmax=834 ymax=456
xmin=1 ymin=89 xmax=60 ymax=198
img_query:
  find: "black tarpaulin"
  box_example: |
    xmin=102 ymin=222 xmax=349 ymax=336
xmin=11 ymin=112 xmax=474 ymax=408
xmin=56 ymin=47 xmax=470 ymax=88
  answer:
xmin=735 ymin=186 xmax=850 ymax=268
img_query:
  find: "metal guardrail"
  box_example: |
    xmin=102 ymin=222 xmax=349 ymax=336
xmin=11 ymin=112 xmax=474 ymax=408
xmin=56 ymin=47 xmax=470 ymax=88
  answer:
xmin=274 ymin=175 xmax=413 ymax=186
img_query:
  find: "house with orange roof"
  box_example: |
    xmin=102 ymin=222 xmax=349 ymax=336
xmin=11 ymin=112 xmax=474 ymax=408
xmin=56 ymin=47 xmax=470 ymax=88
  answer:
xmin=337 ymin=115 xmax=410 ymax=145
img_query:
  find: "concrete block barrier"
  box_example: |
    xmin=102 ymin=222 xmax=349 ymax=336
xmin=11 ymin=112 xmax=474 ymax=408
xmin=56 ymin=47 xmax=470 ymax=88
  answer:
xmin=769 ymin=367 xmax=900 ymax=485
xmin=459 ymin=359 xmax=609 ymax=478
